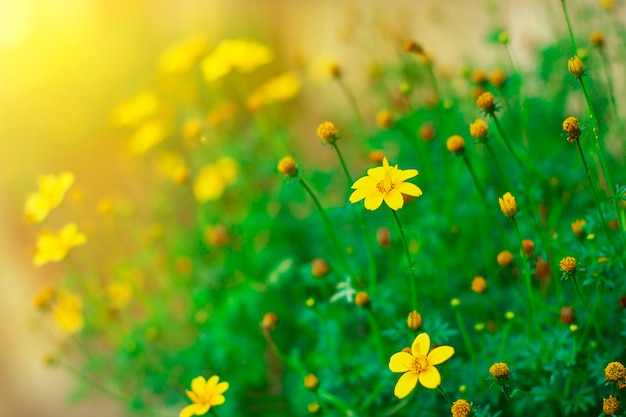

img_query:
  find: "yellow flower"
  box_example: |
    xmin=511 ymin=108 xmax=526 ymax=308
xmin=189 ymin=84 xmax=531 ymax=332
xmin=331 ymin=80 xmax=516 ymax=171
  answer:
xmin=106 ymin=282 xmax=133 ymax=310
xmin=562 ymin=116 xmax=580 ymax=142
xmin=469 ymin=119 xmax=488 ymax=139
xmin=376 ymin=109 xmax=394 ymax=129
xmin=559 ymin=256 xmax=577 ymax=276
xmin=158 ymin=36 xmax=208 ymax=75
xmin=206 ymin=100 xmax=237 ymax=128
xmin=571 ymin=219 xmax=586 ymax=237
xmin=488 ymin=362 xmax=510 ymax=380
xmin=498 ymin=192 xmax=518 ymax=217
xmin=590 ymin=30 xmax=605 ymax=48
xmin=129 ymin=120 xmax=167 ymax=155
xmin=246 ymin=72 xmax=301 ymax=110
xmin=349 ymin=157 xmax=422 ymax=211
xmin=354 ymin=291 xmax=371 ymax=307
xmin=471 ymin=276 xmax=487 ymax=293
xmin=317 ymin=121 xmax=338 ymax=144
xmin=446 ymin=135 xmax=465 ymax=154
xmin=52 ymin=291 xmax=84 ymax=334
xmin=33 ymin=223 xmax=87 ymax=267
xmin=603 ymin=396 xmax=620 ymax=416
xmin=451 ymin=399 xmax=472 ymax=417
xmin=497 ymin=250 xmax=514 ymax=267
xmin=568 ymin=56 xmax=584 ymax=78
xmin=277 ymin=156 xmax=297 ymax=176
xmin=476 ymin=91 xmax=496 ymax=113
xmin=304 ymin=373 xmax=319 ymax=390
xmin=192 ymin=157 xmax=239 ymax=203
xmin=407 ymin=310 xmax=423 ymax=330
xmin=24 ymin=171 xmax=75 ymax=223
xmin=201 ymin=39 xmax=274 ymax=82
xmin=605 ymin=361 xmax=626 ymax=387
xmin=110 ymin=91 xmax=159 ymax=127
xmin=490 ymin=68 xmax=506 ymax=88
xmin=388 ymin=332 xmax=455 ymax=398
xmin=179 ymin=375 xmax=229 ymax=417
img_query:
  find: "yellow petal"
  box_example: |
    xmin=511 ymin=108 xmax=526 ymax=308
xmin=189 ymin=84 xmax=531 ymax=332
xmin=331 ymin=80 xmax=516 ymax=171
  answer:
xmin=395 ymin=168 xmax=418 ymax=182
xmin=427 ymin=346 xmax=454 ymax=366
xmin=180 ymin=404 xmax=202 ymax=417
xmin=389 ymin=351 xmax=413 ymax=373
xmin=366 ymin=166 xmax=385 ymax=180
xmin=206 ymin=375 xmax=219 ymax=393
xmin=186 ymin=390 xmax=201 ymax=404
xmin=210 ymin=394 xmax=226 ymax=406
xmin=191 ymin=376 xmax=207 ymax=395
xmin=395 ymin=182 xmax=423 ymax=197
xmin=351 ymin=175 xmax=376 ymax=190
xmin=383 ymin=189 xmax=404 ymax=210
xmin=411 ymin=333 xmax=430 ymax=357
xmin=382 ymin=157 xmax=390 ymax=168
xmin=215 ymin=381 xmax=229 ymax=395
xmin=418 ymin=365 xmax=441 ymax=389
xmin=364 ymin=193 xmax=384 ymax=210
xmin=349 ymin=186 xmax=373 ymax=203
xmin=393 ymin=371 xmax=418 ymax=399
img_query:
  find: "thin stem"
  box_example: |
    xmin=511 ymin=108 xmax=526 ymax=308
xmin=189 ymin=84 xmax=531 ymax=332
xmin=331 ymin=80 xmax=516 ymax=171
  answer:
xmin=492 ymin=114 xmax=525 ymax=175
xmin=579 ymin=78 xmax=626 ymax=253
xmin=484 ymin=141 xmax=513 ymax=191
xmin=437 ymin=386 xmax=454 ymax=406
xmin=454 ymin=308 xmax=478 ymax=369
xmin=511 ymin=217 xmax=541 ymax=339
xmin=598 ymin=49 xmax=618 ymax=119
xmin=336 ymin=79 xmax=363 ymax=125
xmin=560 ymin=0 xmax=578 ymax=55
xmin=298 ymin=177 xmax=351 ymax=274
xmin=571 ymin=277 xmax=606 ymax=346
xmin=573 ymin=138 xmax=612 ymax=243
xmin=426 ymin=63 xmax=442 ymax=105
xmin=366 ymin=308 xmax=386 ymax=364
xmin=331 ymin=142 xmax=377 ymax=286
xmin=391 ymin=209 xmax=419 ymax=311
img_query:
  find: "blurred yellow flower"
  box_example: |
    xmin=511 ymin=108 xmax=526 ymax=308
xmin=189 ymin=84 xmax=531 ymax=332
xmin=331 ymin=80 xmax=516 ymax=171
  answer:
xmin=201 ymin=39 xmax=274 ymax=82
xmin=52 ymin=291 xmax=84 ymax=334
xmin=111 ymin=91 xmax=159 ymax=127
xmin=106 ymin=282 xmax=133 ymax=310
xmin=388 ymin=332 xmax=454 ymax=398
xmin=192 ymin=157 xmax=239 ymax=203
xmin=158 ymin=36 xmax=208 ymax=75
xmin=349 ymin=157 xmax=422 ymax=211
xmin=206 ymin=100 xmax=237 ymax=128
xmin=180 ymin=375 xmax=229 ymax=417
xmin=129 ymin=120 xmax=167 ymax=155
xmin=246 ymin=72 xmax=301 ymax=110
xmin=498 ymin=192 xmax=518 ymax=217
xmin=24 ymin=171 xmax=74 ymax=223
xmin=33 ymin=223 xmax=87 ymax=267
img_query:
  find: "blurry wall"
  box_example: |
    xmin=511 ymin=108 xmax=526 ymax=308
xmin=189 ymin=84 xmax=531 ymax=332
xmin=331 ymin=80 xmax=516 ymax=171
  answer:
xmin=0 ymin=0 xmax=564 ymax=415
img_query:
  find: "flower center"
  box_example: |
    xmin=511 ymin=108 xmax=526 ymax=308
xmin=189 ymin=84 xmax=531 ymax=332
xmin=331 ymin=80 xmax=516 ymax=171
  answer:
xmin=410 ymin=355 xmax=428 ymax=374
xmin=376 ymin=172 xmax=394 ymax=194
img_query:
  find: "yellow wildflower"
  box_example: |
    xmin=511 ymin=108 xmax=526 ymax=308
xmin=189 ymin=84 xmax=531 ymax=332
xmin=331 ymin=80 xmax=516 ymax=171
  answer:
xmin=52 ymin=291 xmax=84 ymax=334
xmin=497 ymin=250 xmax=513 ymax=267
xmin=192 ymin=157 xmax=239 ymax=203
xmin=488 ymin=362 xmax=510 ymax=380
xmin=106 ymin=282 xmax=133 ymax=310
xmin=354 ymin=291 xmax=371 ymax=307
xmin=590 ymin=30 xmax=605 ymax=48
xmin=376 ymin=109 xmax=394 ymax=129
xmin=476 ymin=91 xmax=496 ymax=113
xmin=246 ymin=73 xmax=301 ymax=111
xmin=568 ymin=56 xmax=584 ymax=78
xmin=179 ymin=375 xmax=228 ymax=417
xmin=559 ymin=256 xmax=577 ymax=276
xmin=158 ymin=36 xmax=207 ymax=75
xmin=522 ymin=239 xmax=534 ymax=256
xmin=571 ymin=219 xmax=586 ymax=237
xmin=206 ymin=100 xmax=237 ymax=128
xmin=446 ymin=135 xmax=465 ymax=154
xmin=562 ymin=116 xmax=580 ymax=142
xmin=261 ymin=312 xmax=278 ymax=331
xmin=388 ymin=332 xmax=455 ymax=398
xmin=311 ymin=258 xmax=329 ymax=277
xmin=407 ymin=311 xmax=423 ymax=330
xmin=277 ymin=156 xmax=297 ymax=177
xmin=451 ymin=399 xmax=472 ymax=417
xmin=33 ymin=223 xmax=87 ymax=267
xmin=489 ymin=68 xmax=506 ymax=88
xmin=603 ymin=396 xmax=620 ymax=416
xmin=24 ymin=171 xmax=75 ymax=223
xmin=605 ymin=361 xmax=626 ymax=387
xmin=307 ymin=402 xmax=321 ymax=413
xmin=419 ymin=123 xmax=435 ymax=142
xmin=201 ymin=39 xmax=274 ymax=82
xmin=110 ymin=91 xmax=159 ymax=127
xmin=470 ymin=69 xmax=487 ymax=84
xmin=498 ymin=192 xmax=518 ymax=217
xmin=349 ymin=157 xmax=422 ymax=211
xmin=304 ymin=374 xmax=319 ymax=390
xmin=129 ymin=120 xmax=167 ymax=155
xmin=471 ymin=276 xmax=487 ymax=293
xmin=317 ymin=121 xmax=338 ymax=144
xmin=469 ymin=119 xmax=488 ymax=139
xmin=33 ymin=285 xmax=55 ymax=310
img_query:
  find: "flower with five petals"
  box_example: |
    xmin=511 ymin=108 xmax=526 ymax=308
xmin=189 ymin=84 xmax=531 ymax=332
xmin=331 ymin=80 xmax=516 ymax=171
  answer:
xmin=180 ymin=375 xmax=229 ymax=417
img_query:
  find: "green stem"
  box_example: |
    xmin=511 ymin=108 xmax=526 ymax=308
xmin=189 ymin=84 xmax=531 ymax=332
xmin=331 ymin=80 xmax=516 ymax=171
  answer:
xmin=331 ymin=142 xmax=377 ymax=286
xmin=426 ymin=63 xmax=442 ymax=105
xmin=579 ymin=77 xmax=626 ymax=253
xmin=298 ymin=177 xmax=351 ymax=274
xmin=318 ymin=389 xmax=361 ymax=417
xmin=361 ymin=374 xmax=395 ymax=411
xmin=571 ymin=277 xmax=606 ymax=346
xmin=437 ymin=386 xmax=454 ymax=406
xmin=454 ymin=308 xmax=478 ymax=369
xmin=598 ymin=49 xmax=618 ymax=119
xmin=366 ymin=308 xmax=386 ymax=364
xmin=511 ymin=218 xmax=540 ymax=338
xmin=484 ymin=141 xmax=513 ymax=191
xmin=573 ymin=138 xmax=612 ymax=244
xmin=560 ymin=0 xmax=578 ymax=55
xmin=391 ymin=209 xmax=419 ymax=311
xmin=337 ymin=78 xmax=363 ymax=126
xmin=492 ymin=114 xmax=525 ymax=175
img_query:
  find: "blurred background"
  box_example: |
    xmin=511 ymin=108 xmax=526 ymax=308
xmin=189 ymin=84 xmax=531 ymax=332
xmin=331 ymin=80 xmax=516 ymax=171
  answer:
xmin=0 ymin=0 xmax=584 ymax=415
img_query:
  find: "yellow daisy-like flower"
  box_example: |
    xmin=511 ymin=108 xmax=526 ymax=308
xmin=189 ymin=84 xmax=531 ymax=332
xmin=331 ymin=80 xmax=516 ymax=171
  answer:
xmin=349 ymin=157 xmax=422 ymax=211
xmin=498 ymin=192 xmax=517 ymax=217
xmin=388 ymin=332 xmax=455 ymax=398
xmin=33 ymin=223 xmax=87 ymax=267
xmin=52 ymin=291 xmax=84 ymax=334
xmin=180 ymin=375 xmax=229 ymax=417
xmin=110 ymin=90 xmax=159 ymax=127
xmin=24 ymin=171 xmax=75 ymax=223
xmin=158 ymin=36 xmax=208 ymax=75
xmin=192 ymin=157 xmax=239 ymax=203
